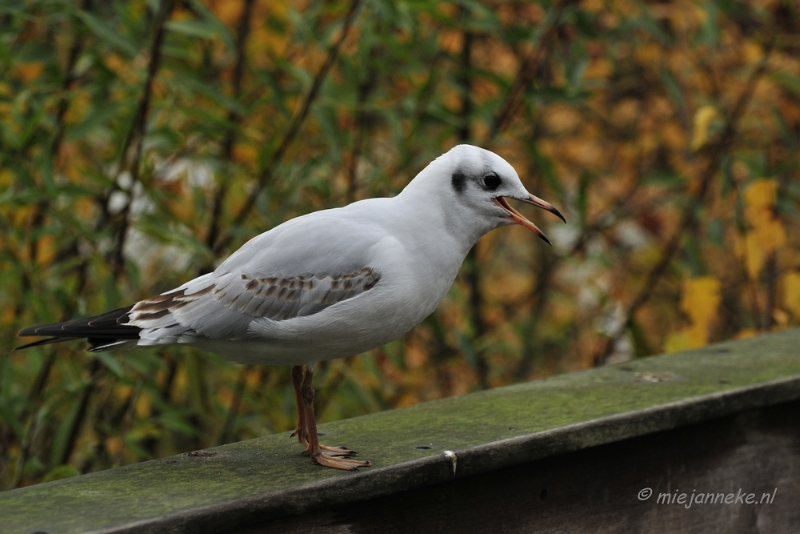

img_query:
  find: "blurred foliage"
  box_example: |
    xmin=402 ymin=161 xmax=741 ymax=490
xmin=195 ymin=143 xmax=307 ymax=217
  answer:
xmin=1 ymin=0 xmax=799 ymax=490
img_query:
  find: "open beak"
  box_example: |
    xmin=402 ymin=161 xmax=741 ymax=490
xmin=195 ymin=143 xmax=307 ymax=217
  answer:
xmin=492 ymin=195 xmax=566 ymax=246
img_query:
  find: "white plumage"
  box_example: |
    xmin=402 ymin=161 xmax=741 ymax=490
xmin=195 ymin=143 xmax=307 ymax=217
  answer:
xmin=18 ymin=144 xmax=564 ymax=470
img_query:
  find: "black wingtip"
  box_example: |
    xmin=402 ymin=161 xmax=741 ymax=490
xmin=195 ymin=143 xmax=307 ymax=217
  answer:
xmin=14 ymin=337 xmax=75 ymax=351
xmin=16 ymin=306 xmax=140 ymax=351
xmin=18 ymin=325 xmax=44 ymax=337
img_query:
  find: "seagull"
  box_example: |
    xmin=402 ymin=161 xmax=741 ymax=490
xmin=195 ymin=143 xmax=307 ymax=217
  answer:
xmin=17 ymin=144 xmax=565 ymax=470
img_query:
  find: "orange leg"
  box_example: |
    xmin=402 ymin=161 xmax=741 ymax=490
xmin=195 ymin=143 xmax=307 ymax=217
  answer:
xmin=290 ymin=365 xmax=310 ymax=450
xmin=290 ymin=364 xmax=371 ymax=470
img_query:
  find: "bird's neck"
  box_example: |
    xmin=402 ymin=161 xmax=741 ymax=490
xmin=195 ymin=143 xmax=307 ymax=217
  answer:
xmin=393 ymin=186 xmax=489 ymax=261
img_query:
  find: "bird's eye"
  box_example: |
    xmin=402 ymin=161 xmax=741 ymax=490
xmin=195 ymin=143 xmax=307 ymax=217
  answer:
xmin=483 ymin=172 xmax=501 ymax=190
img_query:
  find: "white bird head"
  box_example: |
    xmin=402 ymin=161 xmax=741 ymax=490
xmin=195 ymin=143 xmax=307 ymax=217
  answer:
xmin=404 ymin=144 xmax=565 ymax=245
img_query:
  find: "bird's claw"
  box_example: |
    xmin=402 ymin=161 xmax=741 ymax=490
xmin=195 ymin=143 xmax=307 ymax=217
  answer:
xmin=318 ymin=443 xmax=357 ymax=456
xmin=311 ymin=452 xmax=371 ymax=471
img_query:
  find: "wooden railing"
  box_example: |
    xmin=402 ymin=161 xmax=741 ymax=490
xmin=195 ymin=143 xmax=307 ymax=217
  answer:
xmin=2 ymin=329 xmax=799 ymax=533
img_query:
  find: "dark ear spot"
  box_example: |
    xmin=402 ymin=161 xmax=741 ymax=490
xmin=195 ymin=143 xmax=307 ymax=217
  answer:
xmin=451 ymin=171 xmax=466 ymax=193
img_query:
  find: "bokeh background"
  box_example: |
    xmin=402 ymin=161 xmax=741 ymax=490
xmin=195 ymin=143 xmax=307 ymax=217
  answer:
xmin=2 ymin=0 xmax=799 ymax=490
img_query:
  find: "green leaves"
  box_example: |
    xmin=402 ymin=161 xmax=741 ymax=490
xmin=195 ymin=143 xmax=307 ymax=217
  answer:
xmin=3 ymin=0 xmax=800 ymax=491
xmin=72 ymin=10 xmax=139 ymax=58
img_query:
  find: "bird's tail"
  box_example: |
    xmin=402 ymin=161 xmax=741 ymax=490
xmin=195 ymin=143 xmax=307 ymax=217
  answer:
xmin=16 ymin=306 xmax=140 ymax=352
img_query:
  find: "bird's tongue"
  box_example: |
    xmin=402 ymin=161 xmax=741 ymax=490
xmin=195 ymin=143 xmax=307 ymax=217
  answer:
xmin=493 ymin=195 xmax=565 ymax=246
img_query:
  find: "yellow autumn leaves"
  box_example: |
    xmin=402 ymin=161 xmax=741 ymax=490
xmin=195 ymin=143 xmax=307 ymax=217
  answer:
xmin=737 ymin=179 xmax=786 ymax=279
xmin=665 ymin=276 xmax=721 ymax=352
xmin=785 ymin=273 xmax=800 ymax=320
xmin=667 ymin=179 xmax=794 ymax=352
xmin=690 ymin=105 xmax=719 ymax=151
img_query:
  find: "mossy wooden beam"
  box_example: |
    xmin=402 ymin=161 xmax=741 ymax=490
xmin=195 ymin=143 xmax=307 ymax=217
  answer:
xmin=2 ymin=329 xmax=800 ymax=534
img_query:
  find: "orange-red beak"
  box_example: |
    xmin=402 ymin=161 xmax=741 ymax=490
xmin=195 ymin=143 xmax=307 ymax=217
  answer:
xmin=492 ymin=195 xmax=566 ymax=245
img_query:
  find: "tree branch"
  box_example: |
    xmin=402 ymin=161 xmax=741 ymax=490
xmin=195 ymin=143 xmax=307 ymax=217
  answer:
xmin=204 ymin=0 xmax=257 ymax=254
xmin=111 ymin=0 xmax=175 ymax=277
xmin=591 ymin=42 xmax=774 ymax=365
xmin=213 ymin=0 xmax=363 ymax=255
xmin=487 ymin=0 xmax=571 ymax=142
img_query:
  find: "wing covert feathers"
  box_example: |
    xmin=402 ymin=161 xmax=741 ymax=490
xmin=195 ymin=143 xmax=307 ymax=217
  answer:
xmin=130 ymin=267 xmax=382 ymax=340
xmin=17 ymin=267 xmax=382 ymax=349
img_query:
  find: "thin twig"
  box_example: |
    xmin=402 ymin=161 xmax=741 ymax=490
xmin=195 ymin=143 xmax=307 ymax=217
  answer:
xmin=314 ymin=360 xmax=350 ymax=419
xmin=204 ymin=0 xmax=257 ymax=254
xmin=213 ymin=0 xmax=363 ymax=255
xmin=59 ymin=358 xmax=102 ymax=466
xmin=487 ymin=0 xmax=571 ymax=141
xmin=514 ymin=251 xmax=556 ymax=378
xmin=12 ymin=2 xmax=93 ymax=486
xmin=345 ymin=40 xmax=380 ymax=203
xmin=218 ymin=366 xmax=251 ymax=445
xmin=112 ymin=0 xmax=175 ymax=277
xmin=26 ymin=27 xmax=86 ymax=262
xmin=115 ymin=378 xmax=143 ymax=467
xmin=761 ymin=144 xmax=796 ymax=330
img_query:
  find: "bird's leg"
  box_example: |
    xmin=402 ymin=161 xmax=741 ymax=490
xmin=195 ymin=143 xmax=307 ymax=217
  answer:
xmin=290 ymin=365 xmax=309 ymax=449
xmin=300 ymin=365 xmax=371 ymax=470
xmin=290 ymin=364 xmax=344 ymax=454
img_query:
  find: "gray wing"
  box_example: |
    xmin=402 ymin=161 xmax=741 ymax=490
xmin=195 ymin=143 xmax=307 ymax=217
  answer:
xmin=129 ymin=212 xmax=387 ymax=344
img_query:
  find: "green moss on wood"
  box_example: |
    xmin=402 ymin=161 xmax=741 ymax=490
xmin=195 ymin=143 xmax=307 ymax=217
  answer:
xmin=2 ymin=329 xmax=799 ymax=533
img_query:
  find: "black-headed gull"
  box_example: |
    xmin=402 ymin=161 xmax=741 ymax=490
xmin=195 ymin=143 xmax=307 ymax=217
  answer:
xmin=17 ymin=144 xmax=564 ymax=470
